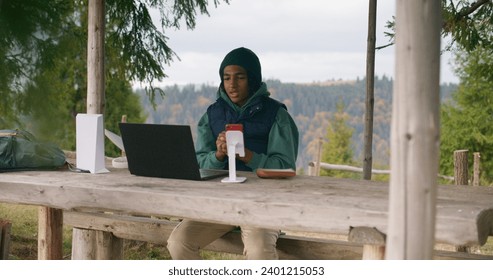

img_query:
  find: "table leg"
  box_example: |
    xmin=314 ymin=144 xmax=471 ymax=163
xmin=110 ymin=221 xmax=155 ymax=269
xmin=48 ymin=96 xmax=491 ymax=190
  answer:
xmin=72 ymin=227 xmax=123 ymax=259
xmin=38 ymin=207 xmax=63 ymax=260
xmin=348 ymin=226 xmax=386 ymax=260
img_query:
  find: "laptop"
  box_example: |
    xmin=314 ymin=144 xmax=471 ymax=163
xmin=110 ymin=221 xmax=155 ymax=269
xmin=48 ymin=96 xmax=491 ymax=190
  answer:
xmin=119 ymin=123 xmax=228 ymax=181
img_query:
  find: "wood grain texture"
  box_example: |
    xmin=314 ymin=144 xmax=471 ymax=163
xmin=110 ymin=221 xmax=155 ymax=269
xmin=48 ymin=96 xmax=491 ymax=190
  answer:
xmin=37 ymin=207 xmax=63 ymax=260
xmin=1 ymin=168 xmax=492 ymax=247
xmin=64 ymin=212 xmax=493 ymax=260
xmin=0 ymin=220 xmax=12 ymax=260
xmin=388 ymin=0 xmax=442 ymax=259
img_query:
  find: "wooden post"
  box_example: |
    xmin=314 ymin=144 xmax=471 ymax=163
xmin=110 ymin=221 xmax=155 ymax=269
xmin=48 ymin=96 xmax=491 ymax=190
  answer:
xmin=121 ymin=115 xmax=127 ymax=157
xmin=38 ymin=207 xmax=63 ymax=260
xmin=72 ymin=0 xmax=107 ymax=259
xmin=87 ymin=0 xmax=105 ymax=114
xmin=96 ymin=231 xmax=123 ymax=259
xmin=71 ymin=228 xmax=97 ymax=259
xmin=363 ymin=0 xmax=377 ymax=181
xmin=315 ymin=137 xmax=323 ymax=176
xmin=454 ymin=150 xmax=469 ymax=185
xmin=307 ymin=162 xmax=315 ymax=176
xmin=473 ymin=152 xmax=480 ymax=186
xmin=71 ymin=229 xmax=123 ymax=260
xmin=454 ymin=151 xmax=479 ymax=253
xmin=386 ymin=0 xmax=441 ymax=259
xmin=348 ymin=227 xmax=386 ymax=260
xmin=0 ymin=220 xmax=12 ymax=260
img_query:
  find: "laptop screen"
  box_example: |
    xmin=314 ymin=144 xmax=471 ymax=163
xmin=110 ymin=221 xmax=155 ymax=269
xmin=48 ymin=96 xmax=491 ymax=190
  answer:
xmin=119 ymin=123 xmax=207 ymax=180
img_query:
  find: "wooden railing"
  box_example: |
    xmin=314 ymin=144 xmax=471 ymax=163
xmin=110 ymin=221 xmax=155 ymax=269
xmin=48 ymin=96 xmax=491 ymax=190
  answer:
xmin=307 ymin=161 xmax=454 ymax=181
xmin=308 ymin=149 xmax=481 ymax=183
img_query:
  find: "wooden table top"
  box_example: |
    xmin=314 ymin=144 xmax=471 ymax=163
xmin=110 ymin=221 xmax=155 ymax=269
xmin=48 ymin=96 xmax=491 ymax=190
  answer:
xmin=1 ymin=168 xmax=492 ymax=246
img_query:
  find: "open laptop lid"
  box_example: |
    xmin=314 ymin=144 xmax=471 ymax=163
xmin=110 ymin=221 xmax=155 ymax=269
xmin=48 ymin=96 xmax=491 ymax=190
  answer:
xmin=119 ymin=123 xmax=225 ymax=181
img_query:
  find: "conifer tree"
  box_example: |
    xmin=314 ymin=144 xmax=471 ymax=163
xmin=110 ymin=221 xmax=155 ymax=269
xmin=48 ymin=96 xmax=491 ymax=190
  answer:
xmin=320 ymin=100 xmax=356 ymax=178
xmin=440 ymin=46 xmax=493 ymax=184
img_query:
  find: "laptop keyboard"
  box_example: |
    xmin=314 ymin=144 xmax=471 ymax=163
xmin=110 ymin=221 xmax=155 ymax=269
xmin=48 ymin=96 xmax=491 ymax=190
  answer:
xmin=199 ymin=169 xmax=228 ymax=178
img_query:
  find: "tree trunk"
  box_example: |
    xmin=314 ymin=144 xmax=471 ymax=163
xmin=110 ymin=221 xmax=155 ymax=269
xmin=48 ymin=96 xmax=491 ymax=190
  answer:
xmin=473 ymin=152 xmax=480 ymax=186
xmin=38 ymin=207 xmax=63 ymax=260
xmin=454 ymin=150 xmax=469 ymax=185
xmin=363 ymin=0 xmax=377 ymax=180
xmin=72 ymin=0 xmax=107 ymax=257
xmin=386 ymin=0 xmax=441 ymax=259
xmin=71 ymin=229 xmax=97 ymax=260
xmin=87 ymin=0 xmax=105 ymax=114
xmin=315 ymin=137 xmax=323 ymax=176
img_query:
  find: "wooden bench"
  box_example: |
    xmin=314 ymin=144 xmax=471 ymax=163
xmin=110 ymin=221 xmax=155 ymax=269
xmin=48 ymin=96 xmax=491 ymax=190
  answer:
xmin=64 ymin=211 xmax=493 ymax=260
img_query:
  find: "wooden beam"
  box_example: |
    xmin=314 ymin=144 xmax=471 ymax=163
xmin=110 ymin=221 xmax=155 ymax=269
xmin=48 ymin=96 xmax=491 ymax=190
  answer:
xmin=73 ymin=0 xmax=107 ymax=258
xmin=2 ymin=170 xmax=491 ymax=247
xmin=473 ymin=152 xmax=481 ymax=186
xmin=386 ymin=0 xmax=442 ymax=259
xmin=87 ymin=0 xmax=105 ymax=114
xmin=38 ymin=207 xmax=63 ymax=260
xmin=0 ymin=220 xmax=12 ymax=260
xmin=363 ymin=0 xmax=377 ymax=180
xmin=64 ymin=211 xmax=493 ymax=260
xmin=64 ymin=211 xmax=362 ymax=260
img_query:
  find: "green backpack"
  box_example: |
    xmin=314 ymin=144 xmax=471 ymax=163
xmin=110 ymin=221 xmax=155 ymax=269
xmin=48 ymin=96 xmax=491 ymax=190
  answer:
xmin=0 ymin=129 xmax=66 ymax=171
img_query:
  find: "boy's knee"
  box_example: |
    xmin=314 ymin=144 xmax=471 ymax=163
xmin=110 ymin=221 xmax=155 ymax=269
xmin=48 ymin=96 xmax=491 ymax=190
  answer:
xmin=166 ymin=238 xmax=201 ymax=260
xmin=242 ymin=229 xmax=279 ymax=260
xmin=244 ymin=244 xmax=278 ymax=260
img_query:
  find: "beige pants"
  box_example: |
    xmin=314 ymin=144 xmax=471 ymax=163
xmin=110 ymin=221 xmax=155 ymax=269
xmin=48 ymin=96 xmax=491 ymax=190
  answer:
xmin=167 ymin=220 xmax=280 ymax=260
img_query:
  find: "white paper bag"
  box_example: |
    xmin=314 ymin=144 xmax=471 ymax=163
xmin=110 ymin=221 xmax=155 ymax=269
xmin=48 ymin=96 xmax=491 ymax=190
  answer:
xmin=76 ymin=113 xmax=109 ymax=174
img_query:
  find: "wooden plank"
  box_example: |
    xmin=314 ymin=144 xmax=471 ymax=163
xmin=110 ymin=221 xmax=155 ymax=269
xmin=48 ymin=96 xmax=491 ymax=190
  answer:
xmin=0 ymin=220 xmax=12 ymax=260
xmin=64 ymin=211 xmax=362 ymax=260
xmin=65 ymin=212 xmax=176 ymax=244
xmin=38 ymin=207 xmax=63 ymax=260
xmin=1 ymin=169 xmax=492 ymax=248
xmin=64 ymin=211 xmax=493 ymax=260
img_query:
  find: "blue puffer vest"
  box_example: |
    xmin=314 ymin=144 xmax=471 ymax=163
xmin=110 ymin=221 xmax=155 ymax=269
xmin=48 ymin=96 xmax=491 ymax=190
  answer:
xmin=207 ymin=96 xmax=286 ymax=171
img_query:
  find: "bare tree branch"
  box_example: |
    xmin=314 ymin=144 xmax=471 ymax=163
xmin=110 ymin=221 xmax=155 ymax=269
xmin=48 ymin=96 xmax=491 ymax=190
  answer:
xmin=457 ymin=0 xmax=491 ymax=18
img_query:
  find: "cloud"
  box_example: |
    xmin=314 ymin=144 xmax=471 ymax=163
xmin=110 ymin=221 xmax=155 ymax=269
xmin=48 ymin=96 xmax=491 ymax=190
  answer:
xmin=151 ymin=0 xmax=458 ymax=86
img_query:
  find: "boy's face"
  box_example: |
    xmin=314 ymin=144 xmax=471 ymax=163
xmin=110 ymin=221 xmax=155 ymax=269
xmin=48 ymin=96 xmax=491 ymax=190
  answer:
xmin=223 ymin=65 xmax=250 ymax=107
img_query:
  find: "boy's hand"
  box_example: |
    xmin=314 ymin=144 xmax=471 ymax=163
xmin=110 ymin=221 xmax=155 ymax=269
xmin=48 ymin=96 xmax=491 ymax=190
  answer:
xmin=215 ymin=131 xmax=227 ymax=161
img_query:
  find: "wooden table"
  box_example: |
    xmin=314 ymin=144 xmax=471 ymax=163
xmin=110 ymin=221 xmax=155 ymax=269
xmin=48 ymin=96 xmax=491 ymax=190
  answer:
xmin=1 ymin=168 xmax=492 ymax=259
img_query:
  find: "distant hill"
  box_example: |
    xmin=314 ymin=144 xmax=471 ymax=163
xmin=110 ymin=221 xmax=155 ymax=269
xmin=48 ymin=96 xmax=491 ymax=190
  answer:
xmin=137 ymin=76 xmax=457 ymax=171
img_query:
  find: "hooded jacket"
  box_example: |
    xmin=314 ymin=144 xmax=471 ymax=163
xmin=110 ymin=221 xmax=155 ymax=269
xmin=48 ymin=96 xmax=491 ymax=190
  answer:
xmin=196 ymin=82 xmax=299 ymax=171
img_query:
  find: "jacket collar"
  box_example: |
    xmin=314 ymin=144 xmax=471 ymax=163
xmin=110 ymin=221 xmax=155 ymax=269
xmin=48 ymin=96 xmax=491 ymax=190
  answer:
xmin=217 ymin=82 xmax=270 ymax=113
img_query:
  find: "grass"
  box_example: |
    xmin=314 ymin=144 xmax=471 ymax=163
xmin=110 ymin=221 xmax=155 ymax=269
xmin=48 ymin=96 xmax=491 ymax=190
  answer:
xmin=0 ymin=203 xmax=242 ymax=260
xmin=1 ymin=203 xmax=73 ymax=259
xmin=1 ymin=203 xmax=492 ymax=259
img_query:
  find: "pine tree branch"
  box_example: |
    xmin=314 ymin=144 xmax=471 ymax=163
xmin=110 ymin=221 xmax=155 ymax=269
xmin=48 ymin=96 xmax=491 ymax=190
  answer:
xmin=457 ymin=0 xmax=491 ymax=18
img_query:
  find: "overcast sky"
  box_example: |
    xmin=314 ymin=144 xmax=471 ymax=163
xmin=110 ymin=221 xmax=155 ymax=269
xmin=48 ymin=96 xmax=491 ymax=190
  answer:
xmin=151 ymin=0 xmax=458 ymax=87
